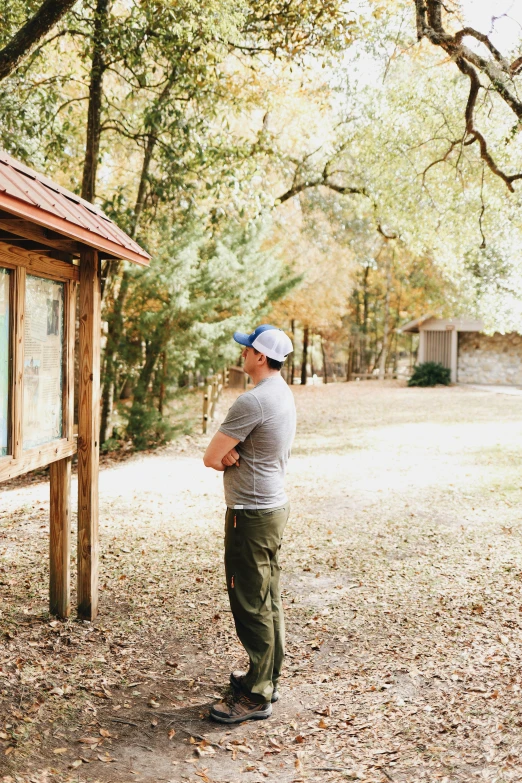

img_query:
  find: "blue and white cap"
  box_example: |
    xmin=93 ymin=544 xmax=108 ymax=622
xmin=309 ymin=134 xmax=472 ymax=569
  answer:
xmin=233 ymin=324 xmax=293 ymax=362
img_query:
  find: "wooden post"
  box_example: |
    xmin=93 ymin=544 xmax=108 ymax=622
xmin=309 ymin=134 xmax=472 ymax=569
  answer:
xmin=49 ymin=278 xmax=76 ymax=618
xmin=50 ymin=457 xmax=71 ymax=618
xmin=77 ymin=248 xmax=101 ymax=620
xmin=10 ymin=266 xmax=25 ymax=458
xmin=210 ymin=377 xmax=217 ymax=420
xmin=203 ymin=384 xmax=211 ymax=433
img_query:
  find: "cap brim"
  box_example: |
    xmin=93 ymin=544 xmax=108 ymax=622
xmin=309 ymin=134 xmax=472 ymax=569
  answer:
xmin=233 ymin=331 xmax=252 ymax=347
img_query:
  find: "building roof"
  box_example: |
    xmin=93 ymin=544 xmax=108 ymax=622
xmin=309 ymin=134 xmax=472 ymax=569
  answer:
xmin=400 ymin=314 xmax=435 ymax=333
xmin=0 ymin=150 xmax=150 ymax=266
xmin=401 ymin=314 xmax=485 ymax=333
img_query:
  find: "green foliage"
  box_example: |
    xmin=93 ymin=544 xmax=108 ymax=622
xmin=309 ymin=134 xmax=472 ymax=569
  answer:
xmin=122 ymin=401 xmax=175 ymax=451
xmin=408 ymin=362 xmax=451 ymax=388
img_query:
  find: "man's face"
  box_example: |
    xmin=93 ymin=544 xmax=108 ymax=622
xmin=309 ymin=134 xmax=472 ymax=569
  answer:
xmin=242 ymin=346 xmax=260 ymax=375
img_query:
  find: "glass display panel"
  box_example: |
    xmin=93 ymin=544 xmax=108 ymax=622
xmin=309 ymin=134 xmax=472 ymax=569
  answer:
xmin=23 ymin=275 xmax=64 ymax=449
xmin=0 ymin=268 xmax=9 ymax=457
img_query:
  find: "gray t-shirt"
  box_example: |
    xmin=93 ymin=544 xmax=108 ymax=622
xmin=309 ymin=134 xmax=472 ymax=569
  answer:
xmin=219 ymin=375 xmax=296 ymax=509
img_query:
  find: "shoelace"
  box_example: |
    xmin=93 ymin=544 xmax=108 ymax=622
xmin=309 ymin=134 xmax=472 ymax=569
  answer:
xmin=224 ymin=691 xmax=257 ymax=711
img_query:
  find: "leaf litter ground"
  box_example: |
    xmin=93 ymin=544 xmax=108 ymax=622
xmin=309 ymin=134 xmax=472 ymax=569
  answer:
xmin=2 ymin=381 xmax=522 ymax=783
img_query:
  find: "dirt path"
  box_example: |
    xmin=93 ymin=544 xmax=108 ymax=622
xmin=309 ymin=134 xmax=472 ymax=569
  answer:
xmin=2 ymin=381 xmax=522 ymax=783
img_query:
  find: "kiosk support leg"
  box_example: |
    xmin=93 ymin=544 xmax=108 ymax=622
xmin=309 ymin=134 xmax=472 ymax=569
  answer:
xmin=78 ymin=248 xmax=101 ymax=620
xmin=50 ymin=456 xmax=71 ymax=618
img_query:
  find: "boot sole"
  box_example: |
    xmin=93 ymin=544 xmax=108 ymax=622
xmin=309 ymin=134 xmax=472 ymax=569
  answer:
xmin=210 ymin=706 xmax=272 ymax=724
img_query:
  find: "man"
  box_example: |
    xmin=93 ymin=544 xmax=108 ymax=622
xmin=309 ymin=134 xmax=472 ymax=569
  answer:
xmin=203 ymin=324 xmax=296 ymax=724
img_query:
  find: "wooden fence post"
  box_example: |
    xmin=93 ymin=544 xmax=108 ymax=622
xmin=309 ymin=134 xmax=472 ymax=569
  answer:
xmin=202 ymin=371 xmax=228 ymax=434
xmin=203 ymin=382 xmax=211 ymax=433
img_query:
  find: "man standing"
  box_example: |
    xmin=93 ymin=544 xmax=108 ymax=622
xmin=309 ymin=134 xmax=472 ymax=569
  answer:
xmin=203 ymin=324 xmax=296 ymax=724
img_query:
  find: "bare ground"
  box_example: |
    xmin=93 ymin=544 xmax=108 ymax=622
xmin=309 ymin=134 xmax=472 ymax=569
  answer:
xmin=2 ymin=381 xmax=522 ymax=783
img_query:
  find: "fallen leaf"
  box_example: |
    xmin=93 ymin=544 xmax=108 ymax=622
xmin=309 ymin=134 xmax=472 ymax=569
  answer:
xmin=97 ymin=754 xmax=117 ymax=763
xmin=168 ymin=729 xmax=176 ymax=740
xmin=53 ymin=748 xmax=68 ymax=755
xmin=196 ymin=745 xmax=215 ymax=757
xmin=70 ymin=760 xmax=83 ymax=769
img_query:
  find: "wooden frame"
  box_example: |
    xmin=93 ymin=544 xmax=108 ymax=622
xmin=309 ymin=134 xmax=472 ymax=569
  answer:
xmin=0 ymin=241 xmax=79 ymax=618
xmin=0 ymin=152 xmax=150 ymax=626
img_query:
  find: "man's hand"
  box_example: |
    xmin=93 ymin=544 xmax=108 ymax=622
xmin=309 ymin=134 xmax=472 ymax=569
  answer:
xmin=222 ymin=448 xmax=240 ymax=468
xmin=203 ymin=431 xmax=240 ymax=472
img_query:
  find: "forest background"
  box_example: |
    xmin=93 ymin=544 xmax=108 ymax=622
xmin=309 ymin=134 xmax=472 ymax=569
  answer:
xmin=1 ymin=0 xmax=522 ymax=449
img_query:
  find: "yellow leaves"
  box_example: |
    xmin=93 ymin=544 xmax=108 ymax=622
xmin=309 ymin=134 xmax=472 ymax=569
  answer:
xmin=99 ymin=728 xmax=112 ymax=738
xmin=53 ymin=747 xmax=68 ymax=755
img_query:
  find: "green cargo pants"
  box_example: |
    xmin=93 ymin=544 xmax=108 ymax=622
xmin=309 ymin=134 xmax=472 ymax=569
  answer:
xmin=224 ymin=504 xmax=290 ymax=704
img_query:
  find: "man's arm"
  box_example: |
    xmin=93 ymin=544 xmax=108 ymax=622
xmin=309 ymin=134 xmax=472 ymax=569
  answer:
xmin=203 ymin=431 xmax=240 ymax=472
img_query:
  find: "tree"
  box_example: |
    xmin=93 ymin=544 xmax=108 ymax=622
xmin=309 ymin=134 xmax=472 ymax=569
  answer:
xmin=0 ymin=0 xmax=78 ymax=82
xmin=412 ymin=0 xmax=522 ymax=191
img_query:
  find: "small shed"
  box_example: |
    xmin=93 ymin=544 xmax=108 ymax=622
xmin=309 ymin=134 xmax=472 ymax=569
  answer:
xmin=0 ymin=150 xmax=150 ymax=620
xmin=401 ymin=314 xmax=522 ymax=386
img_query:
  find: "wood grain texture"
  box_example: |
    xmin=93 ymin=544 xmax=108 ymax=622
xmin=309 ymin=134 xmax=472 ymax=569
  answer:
xmin=49 ymin=456 xmax=71 ymax=618
xmin=0 ymin=243 xmax=79 ymax=281
xmin=77 ymin=247 xmax=100 ymax=620
xmin=0 ymin=218 xmax=79 ymax=254
xmin=0 ymin=438 xmax=76 ymax=482
xmin=64 ymin=280 xmax=77 ymax=440
xmin=10 ymin=266 xmax=25 ymax=459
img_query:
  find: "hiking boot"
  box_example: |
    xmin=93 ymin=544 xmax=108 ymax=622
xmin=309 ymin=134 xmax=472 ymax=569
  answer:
xmin=230 ymin=671 xmax=280 ymax=703
xmin=210 ymin=692 xmax=272 ymax=724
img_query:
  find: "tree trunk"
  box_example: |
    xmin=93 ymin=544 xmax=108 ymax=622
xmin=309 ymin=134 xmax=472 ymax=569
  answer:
xmin=158 ymin=350 xmax=167 ymax=415
xmin=99 ymin=67 xmax=178 ymax=443
xmin=379 ymin=254 xmax=392 ymax=380
xmin=346 ymin=336 xmax=353 ymax=381
xmin=301 ymin=325 xmax=309 ymax=386
xmin=99 ymin=268 xmax=131 ymax=443
xmin=0 ymin=0 xmax=78 ymax=82
xmin=130 ymin=338 xmax=161 ymax=413
xmin=361 ymin=264 xmax=370 ymax=374
xmin=321 ymin=336 xmax=328 ymax=384
xmin=81 ymin=0 xmax=109 ymax=203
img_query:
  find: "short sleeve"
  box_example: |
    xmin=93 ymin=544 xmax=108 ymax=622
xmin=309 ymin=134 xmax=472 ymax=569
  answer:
xmin=219 ymin=393 xmax=263 ymax=442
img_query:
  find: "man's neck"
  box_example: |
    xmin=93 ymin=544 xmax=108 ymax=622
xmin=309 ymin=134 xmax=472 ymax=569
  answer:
xmin=249 ymin=368 xmax=280 ymax=386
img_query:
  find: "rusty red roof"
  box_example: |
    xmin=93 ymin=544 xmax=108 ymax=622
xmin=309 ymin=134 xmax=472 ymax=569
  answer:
xmin=0 ymin=150 xmax=150 ymax=266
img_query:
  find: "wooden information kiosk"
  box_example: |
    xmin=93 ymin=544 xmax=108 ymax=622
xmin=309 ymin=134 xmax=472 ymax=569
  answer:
xmin=0 ymin=151 xmax=150 ymax=620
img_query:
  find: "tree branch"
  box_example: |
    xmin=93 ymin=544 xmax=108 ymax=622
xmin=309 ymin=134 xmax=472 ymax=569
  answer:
xmin=0 ymin=0 xmax=78 ymax=82
xmin=414 ymin=0 xmax=522 ymax=190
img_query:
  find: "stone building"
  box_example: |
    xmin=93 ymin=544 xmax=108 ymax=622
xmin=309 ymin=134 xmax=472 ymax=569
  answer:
xmin=401 ymin=315 xmax=522 ymax=386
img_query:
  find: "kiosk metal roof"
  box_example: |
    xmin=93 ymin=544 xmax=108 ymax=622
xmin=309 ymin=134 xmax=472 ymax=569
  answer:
xmin=0 ymin=150 xmax=150 ymax=266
